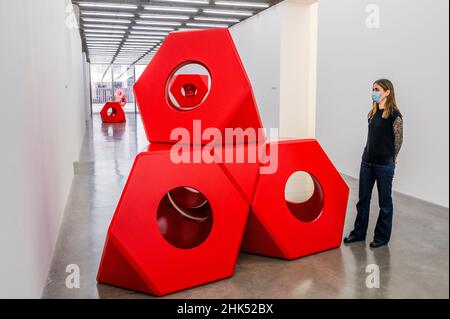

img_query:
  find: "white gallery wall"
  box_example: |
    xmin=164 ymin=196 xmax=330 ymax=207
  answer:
xmin=82 ymin=52 xmax=92 ymax=119
xmin=230 ymin=4 xmax=281 ymax=130
xmin=0 ymin=0 xmax=87 ymax=298
xmin=315 ymin=0 xmax=449 ymax=207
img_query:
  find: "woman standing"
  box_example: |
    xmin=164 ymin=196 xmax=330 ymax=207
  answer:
xmin=344 ymin=79 xmax=403 ymax=248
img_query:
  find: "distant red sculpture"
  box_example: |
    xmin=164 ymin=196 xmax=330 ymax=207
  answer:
xmin=114 ymin=88 xmax=127 ymax=107
xmin=97 ymin=28 xmax=349 ymax=296
xmin=100 ymin=101 xmax=126 ymax=123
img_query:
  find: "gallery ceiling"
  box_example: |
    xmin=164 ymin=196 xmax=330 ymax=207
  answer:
xmin=72 ymin=0 xmax=282 ymax=66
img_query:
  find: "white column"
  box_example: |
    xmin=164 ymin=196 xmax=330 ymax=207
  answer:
xmin=279 ymin=0 xmax=318 ymax=139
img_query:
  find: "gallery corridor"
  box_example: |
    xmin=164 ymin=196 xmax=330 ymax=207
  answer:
xmin=1 ymin=0 xmax=448 ymax=303
xmin=41 ymin=115 xmax=449 ymax=299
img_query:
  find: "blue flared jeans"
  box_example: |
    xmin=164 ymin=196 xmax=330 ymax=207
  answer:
xmin=350 ymin=158 xmax=395 ymax=244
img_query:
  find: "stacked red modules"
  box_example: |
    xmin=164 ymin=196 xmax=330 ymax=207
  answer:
xmin=97 ymin=29 xmax=349 ymax=296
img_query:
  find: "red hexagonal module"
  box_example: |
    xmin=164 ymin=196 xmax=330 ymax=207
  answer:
xmin=134 ymin=29 xmax=265 ymax=145
xmin=169 ymin=74 xmax=209 ymax=110
xmin=241 ymin=139 xmax=350 ymax=260
xmin=100 ymin=101 xmax=126 ymax=123
xmin=97 ymin=144 xmax=252 ymax=296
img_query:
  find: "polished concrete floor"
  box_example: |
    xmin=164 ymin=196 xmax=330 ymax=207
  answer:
xmin=42 ymin=114 xmax=449 ymax=299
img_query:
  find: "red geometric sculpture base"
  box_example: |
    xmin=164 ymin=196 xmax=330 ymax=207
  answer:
xmin=241 ymin=139 xmax=350 ymax=260
xmin=100 ymin=102 xmax=126 ymax=123
xmin=169 ymin=74 xmax=209 ymax=110
xmin=97 ymin=144 xmax=251 ymax=296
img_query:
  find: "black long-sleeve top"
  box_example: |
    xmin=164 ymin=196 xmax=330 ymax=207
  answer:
xmin=362 ymin=106 xmax=403 ymax=165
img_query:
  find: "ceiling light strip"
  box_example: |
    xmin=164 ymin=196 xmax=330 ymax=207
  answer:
xmin=194 ymin=16 xmax=240 ymax=22
xmin=85 ymin=34 xmax=124 ymax=38
xmin=132 ymin=26 xmax=174 ymax=31
xmin=83 ymin=24 xmax=128 ymax=30
xmin=84 ymin=29 xmax=126 ymax=34
xmin=140 ymin=14 xmax=190 ymax=20
xmin=214 ymin=1 xmax=270 ymax=8
xmin=202 ymin=9 xmax=253 ymax=16
xmin=186 ymin=22 xmax=229 ymax=28
xmin=155 ymin=0 xmax=208 ymax=4
xmin=136 ymin=20 xmax=182 ymax=26
xmin=82 ymin=18 xmax=131 ymax=24
xmin=143 ymin=6 xmax=198 ymax=13
xmin=78 ymin=2 xmax=138 ymax=10
xmin=81 ymin=11 xmax=135 ymax=18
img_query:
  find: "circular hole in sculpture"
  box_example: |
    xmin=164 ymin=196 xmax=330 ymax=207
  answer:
xmin=107 ymin=107 xmax=117 ymax=117
xmin=285 ymin=171 xmax=324 ymax=223
xmin=157 ymin=186 xmax=213 ymax=249
xmin=167 ymin=63 xmax=211 ymax=111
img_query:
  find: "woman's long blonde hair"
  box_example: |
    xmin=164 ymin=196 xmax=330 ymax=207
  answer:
xmin=368 ymin=79 xmax=400 ymax=119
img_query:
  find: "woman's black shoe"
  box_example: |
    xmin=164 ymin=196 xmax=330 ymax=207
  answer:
xmin=369 ymin=241 xmax=388 ymax=248
xmin=343 ymin=235 xmax=365 ymax=244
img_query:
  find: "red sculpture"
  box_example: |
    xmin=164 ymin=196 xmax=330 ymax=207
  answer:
xmin=100 ymin=101 xmax=126 ymax=123
xmin=134 ymin=29 xmax=265 ymax=145
xmin=114 ymin=88 xmax=127 ymax=107
xmin=169 ymin=74 xmax=209 ymax=110
xmin=241 ymin=140 xmax=349 ymax=259
xmin=96 ymin=144 xmax=250 ymax=296
xmin=97 ymin=28 xmax=349 ymax=296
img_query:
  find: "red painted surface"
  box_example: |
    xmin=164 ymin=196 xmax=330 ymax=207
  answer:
xmin=100 ymin=102 xmax=126 ymax=123
xmin=241 ymin=139 xmax=350 ymax=260
xmin=97 ymin=145 xmax=250 ymax=296
xmin=134 ymin=29 xmax=265 ymax=145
